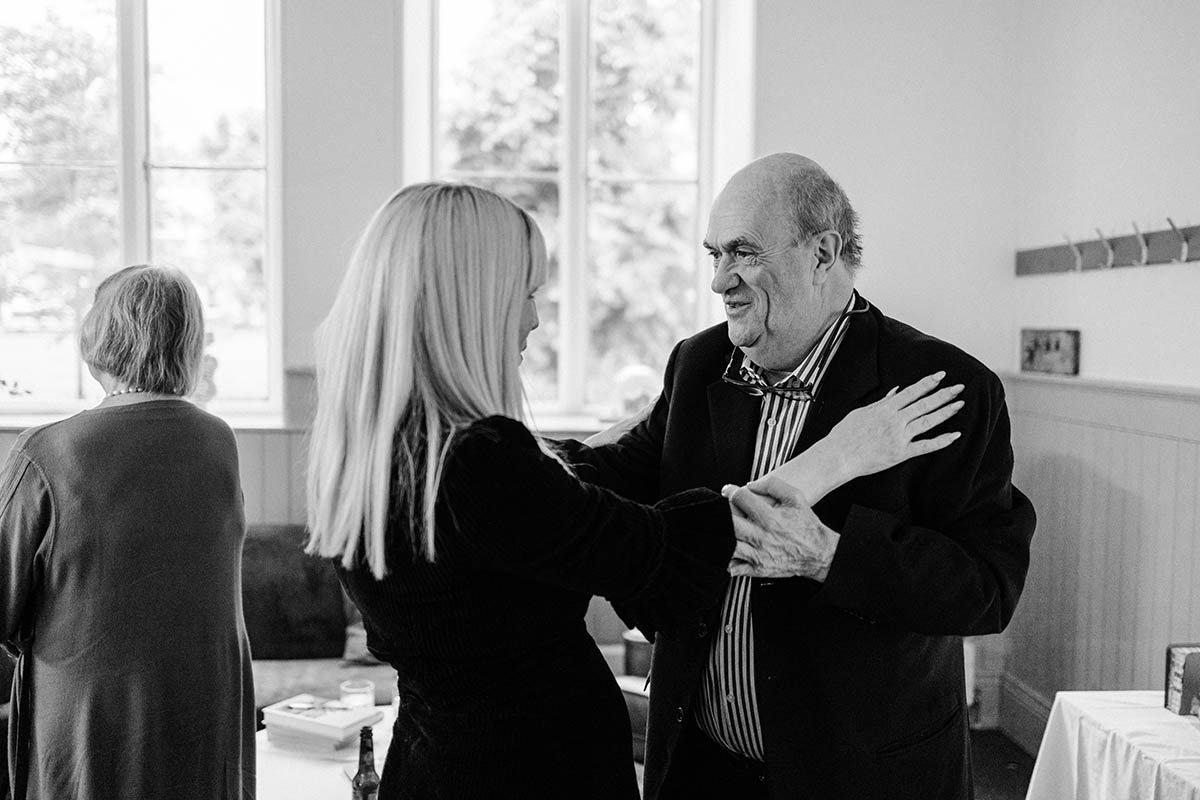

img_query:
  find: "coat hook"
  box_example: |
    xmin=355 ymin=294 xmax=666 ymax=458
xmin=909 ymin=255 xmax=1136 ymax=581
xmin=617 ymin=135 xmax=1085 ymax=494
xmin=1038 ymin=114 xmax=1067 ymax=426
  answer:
xmin=1167 ymin=218 xmax=1189 ymax=263
xmin=1095 ymin=228 xmax=1114 ymax=269
xmin=1131 ymin=222 xmax=1149 ymax=266
xmin=1064 ymin=234 xmax=1083 ymax=271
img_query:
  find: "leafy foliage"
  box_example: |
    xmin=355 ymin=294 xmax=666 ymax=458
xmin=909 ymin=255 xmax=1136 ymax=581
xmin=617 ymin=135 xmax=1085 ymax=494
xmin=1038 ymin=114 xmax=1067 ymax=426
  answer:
xmin=0 ymin=5 xmax=267 ymax=400
xmin=439 ymin=0 xmax=703 ymax=413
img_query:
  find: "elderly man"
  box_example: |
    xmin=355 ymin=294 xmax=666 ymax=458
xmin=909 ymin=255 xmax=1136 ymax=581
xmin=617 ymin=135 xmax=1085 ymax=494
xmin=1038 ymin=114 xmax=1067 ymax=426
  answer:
xmin=580 ymin=153 xmax=1036 ymax=799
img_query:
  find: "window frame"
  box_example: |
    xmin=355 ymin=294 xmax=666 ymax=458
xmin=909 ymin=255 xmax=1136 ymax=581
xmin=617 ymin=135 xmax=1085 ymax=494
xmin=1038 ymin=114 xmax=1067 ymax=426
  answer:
xmin=0 ymin=0 xmax=284 ymax=426
xmin=402 ymin=0 xmax=751 ymax=422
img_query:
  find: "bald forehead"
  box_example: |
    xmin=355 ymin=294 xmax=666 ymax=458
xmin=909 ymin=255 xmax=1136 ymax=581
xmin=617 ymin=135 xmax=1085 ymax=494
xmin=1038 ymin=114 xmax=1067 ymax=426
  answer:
xmin=706 ymin=153 xmax=831 ymax=242
xmin=732 ymin=153 xmax=825 ymax=197
xmin=707 ymin=165 xmax=792 ymax=241
xmin=705 ymin=184 xmax=788 ymax=252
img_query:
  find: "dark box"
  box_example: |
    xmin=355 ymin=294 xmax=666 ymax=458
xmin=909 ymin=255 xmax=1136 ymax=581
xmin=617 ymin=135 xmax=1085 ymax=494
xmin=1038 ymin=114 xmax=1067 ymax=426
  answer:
xmin=1165 ymin=643 xmax=1200 ymax=715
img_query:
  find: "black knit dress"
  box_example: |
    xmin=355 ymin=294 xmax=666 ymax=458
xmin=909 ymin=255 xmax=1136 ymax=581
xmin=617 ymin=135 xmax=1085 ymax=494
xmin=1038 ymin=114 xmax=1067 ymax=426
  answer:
xmin=336 ymin=416 xmax=734 ymax=800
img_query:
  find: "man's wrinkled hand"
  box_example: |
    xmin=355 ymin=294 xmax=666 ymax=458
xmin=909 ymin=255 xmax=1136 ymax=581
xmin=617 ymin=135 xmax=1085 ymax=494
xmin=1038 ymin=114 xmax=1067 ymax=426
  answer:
xmin=724 ymin=475 xmax=840 ymax=581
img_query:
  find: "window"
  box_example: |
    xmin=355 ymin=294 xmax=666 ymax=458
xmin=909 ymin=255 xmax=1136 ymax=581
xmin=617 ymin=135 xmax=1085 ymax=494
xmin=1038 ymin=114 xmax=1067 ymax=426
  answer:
xmin=0 ymin=0 xmax=280 ymax=420
xmin=407 ymin=0 xmax=726 ymax=420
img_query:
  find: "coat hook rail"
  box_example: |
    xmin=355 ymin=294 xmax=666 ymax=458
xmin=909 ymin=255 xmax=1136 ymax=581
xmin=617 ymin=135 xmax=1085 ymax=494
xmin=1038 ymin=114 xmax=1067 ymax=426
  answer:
xmin=1131 ymin=222 xmax=1149 ymax=266
xmin=1064 ymin=234 xmax=1083 ymax=272
xmin=1095 ymin=228 xmax=1114 ymax=270
xmin=1017 ymin=219 xmax=1199 ymax=275
xmin=1167 ymin=218 xmax=1189 ymax=264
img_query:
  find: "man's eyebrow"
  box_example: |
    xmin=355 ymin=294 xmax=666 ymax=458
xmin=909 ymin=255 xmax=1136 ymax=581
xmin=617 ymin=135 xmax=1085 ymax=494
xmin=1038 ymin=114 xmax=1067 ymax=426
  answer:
xmin=702 ymin=237 xmax=756 ymax=253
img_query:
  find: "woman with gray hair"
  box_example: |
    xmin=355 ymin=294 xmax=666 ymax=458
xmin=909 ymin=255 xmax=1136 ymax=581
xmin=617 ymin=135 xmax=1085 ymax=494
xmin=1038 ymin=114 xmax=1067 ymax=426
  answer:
xmin=0 ymin=265 xmax=254 ymax=799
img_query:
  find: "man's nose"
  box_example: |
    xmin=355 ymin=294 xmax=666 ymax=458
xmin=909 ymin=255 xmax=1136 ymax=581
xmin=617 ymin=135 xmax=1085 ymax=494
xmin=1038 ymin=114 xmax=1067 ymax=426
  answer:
xmin=711 ymin=257 xmax=739 ymax=295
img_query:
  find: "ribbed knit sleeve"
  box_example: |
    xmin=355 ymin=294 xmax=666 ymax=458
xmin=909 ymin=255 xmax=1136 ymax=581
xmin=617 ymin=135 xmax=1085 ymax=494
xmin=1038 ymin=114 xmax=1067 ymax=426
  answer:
xmin=438 ymin=416 xmax=733 ymax=625
xmin=0 ymin=448 xmax=53 ymax=654
xmin=612 ymin=487 xmax=735 ymax=635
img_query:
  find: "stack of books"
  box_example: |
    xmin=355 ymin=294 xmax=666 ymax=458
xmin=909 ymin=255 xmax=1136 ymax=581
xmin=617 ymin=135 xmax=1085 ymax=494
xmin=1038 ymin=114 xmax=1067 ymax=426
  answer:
xmin=263 ymin=693 xmax=384 ymax=757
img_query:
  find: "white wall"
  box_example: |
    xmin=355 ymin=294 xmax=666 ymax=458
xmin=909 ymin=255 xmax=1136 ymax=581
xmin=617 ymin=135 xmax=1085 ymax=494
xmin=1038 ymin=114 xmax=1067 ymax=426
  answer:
xmin=1011 ymin=0 xmax=1200 ymax=387
xmin=280 ymin=1 xmax=402 ymax=372
xmin=753 ymin=0 xmax=1020 ymax=372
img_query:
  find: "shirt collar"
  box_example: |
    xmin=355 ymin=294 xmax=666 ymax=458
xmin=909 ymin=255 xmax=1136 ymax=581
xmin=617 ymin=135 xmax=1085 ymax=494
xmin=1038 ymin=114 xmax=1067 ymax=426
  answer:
xmin=737 ymin=290 xmax=868 ymax=390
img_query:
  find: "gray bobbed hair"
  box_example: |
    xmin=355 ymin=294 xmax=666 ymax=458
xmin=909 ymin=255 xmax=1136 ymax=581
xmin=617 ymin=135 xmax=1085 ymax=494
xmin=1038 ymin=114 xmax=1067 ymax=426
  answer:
xmin=79 ymin=264 xmax=206 ymax=395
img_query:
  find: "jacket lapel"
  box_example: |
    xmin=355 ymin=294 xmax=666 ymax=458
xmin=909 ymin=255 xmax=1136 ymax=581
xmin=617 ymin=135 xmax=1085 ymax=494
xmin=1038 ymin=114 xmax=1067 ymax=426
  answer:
xmin=792 ymin=303 xmax=883 ymax=456
xmin=707 ymin=376 xmax=761 ymax=486
xmin=705 ymin=301 xmax=884 ymax=482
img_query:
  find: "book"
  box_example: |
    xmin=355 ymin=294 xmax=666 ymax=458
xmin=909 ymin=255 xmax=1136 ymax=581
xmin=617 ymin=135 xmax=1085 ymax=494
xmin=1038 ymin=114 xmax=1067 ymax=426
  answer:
xmin=262 ymin=693 xmax=384 ymax=742
xmin=266 ymin=727 xmax=360 ymax=758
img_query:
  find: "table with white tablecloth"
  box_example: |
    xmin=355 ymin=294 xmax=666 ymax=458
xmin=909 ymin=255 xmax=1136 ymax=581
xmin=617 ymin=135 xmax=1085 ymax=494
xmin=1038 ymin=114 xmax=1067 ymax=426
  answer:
xmin=257 ymin=706 xmax=394 ymax=800
xmin=1026 ymin=690 xmax=1200 ymax=800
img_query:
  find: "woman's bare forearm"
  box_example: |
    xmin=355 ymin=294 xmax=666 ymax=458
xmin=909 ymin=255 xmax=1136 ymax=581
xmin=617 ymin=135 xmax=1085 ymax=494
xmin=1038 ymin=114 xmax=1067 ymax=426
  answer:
xmin=759 ymin=437 xmax=850 ymax=505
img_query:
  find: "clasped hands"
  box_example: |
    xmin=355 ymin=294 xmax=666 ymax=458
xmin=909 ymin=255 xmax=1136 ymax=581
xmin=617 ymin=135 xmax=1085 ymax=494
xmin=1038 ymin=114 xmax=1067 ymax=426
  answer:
xmin=724 ymin=477 xmax=837 ymax=581
xmin=724 ymin=371 xmax=965 ymax=581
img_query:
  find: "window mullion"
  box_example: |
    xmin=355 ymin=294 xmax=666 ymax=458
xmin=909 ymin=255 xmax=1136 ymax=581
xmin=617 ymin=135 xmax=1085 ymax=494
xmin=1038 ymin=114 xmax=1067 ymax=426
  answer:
xmin=265 ymin=0 xmax=285 ymax=418
xmin=117 ymin=0 xmax=151 ymax=264
xmin=402 ymin=0 xmax=436 ymax=183
xmin=558 ymin=0 xmax=590 ymax=413
xmin=695 ymin=0 xmax=718 ymax=328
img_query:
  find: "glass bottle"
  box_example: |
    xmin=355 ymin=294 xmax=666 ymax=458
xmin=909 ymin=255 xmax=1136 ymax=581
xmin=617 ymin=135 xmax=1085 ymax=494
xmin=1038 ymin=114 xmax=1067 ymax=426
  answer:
xmin=351 ymin=725 xmax=381 ymax=800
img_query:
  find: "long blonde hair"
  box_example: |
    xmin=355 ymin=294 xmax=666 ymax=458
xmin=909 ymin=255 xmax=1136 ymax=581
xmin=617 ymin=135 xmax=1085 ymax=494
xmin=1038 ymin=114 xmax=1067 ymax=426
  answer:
xmin=306 ymin=183 xmax=547 ymax=578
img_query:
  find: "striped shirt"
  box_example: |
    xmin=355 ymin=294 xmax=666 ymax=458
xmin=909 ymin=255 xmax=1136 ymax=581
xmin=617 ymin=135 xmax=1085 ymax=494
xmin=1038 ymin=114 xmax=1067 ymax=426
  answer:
xmin=694 ymin=291 xmax=866 ymax=761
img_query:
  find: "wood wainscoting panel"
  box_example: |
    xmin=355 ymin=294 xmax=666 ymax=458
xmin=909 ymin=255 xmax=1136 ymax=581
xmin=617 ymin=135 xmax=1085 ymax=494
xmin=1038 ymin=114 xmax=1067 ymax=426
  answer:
xmin=0 ymin=426 xmax=308 ymax=526
xmin=235 ymin=428 xmax=308 ymax=526
xmin=1001 ymin=374 xmax=1200 ymax=754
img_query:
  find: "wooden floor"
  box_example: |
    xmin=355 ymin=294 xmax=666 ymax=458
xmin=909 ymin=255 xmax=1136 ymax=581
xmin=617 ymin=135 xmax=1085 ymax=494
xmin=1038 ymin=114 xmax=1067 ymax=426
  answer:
xmin=971 ymin=730 xmax=1036 ymax=800
xmin=631 ymin=730 xmax=1035 ymax=798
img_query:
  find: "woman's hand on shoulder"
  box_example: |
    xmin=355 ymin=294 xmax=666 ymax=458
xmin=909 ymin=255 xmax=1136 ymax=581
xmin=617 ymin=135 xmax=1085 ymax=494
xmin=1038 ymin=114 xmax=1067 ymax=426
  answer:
xmin=760 ymin=372 xmax=964 ymax=506
xmin=825 ymin=371 xmax=964 ymax=481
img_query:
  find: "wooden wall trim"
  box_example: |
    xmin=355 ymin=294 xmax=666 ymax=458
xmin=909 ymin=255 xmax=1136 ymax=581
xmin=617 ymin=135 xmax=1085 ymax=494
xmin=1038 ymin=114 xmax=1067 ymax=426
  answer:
xmin=1003 ymin=373 xmax=1200 ymax=443
xmin=1000 ymin=673 xmax=1053 ymax=757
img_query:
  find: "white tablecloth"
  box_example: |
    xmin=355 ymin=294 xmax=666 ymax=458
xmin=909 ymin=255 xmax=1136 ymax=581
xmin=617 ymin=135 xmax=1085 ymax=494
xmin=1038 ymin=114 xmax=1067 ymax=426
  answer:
xmin=1026 ymin=690 xmax=1200 ymax=800
xmin=257 ymin=706 xmax=394 ymax=800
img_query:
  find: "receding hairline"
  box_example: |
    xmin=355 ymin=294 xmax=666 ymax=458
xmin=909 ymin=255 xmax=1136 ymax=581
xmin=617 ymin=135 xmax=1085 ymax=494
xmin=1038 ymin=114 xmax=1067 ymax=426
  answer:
xmin=712 ymin=152 xmax=862 ymax=268
xmin=733 ymin=153 xmax=831 ymax=203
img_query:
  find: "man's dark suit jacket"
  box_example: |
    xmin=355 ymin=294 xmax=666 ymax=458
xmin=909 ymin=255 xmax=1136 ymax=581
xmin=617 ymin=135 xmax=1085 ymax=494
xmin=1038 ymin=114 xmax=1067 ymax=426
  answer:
xmin=576 ymin=299 xmax=1036 ymax=800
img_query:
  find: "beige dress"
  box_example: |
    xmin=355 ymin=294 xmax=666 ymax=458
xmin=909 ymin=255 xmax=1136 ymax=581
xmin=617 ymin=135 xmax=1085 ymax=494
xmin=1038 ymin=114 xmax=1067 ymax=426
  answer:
xmin=0 ymin=400 xmax=255 ymax=799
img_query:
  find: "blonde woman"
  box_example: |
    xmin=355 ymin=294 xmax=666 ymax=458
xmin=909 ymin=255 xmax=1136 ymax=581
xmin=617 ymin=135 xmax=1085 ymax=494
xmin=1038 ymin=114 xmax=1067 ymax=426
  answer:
xmin=0 ymin=265 xmax=254 ymax=799
xmin=306 ymin=183 xmax=962 ymax=799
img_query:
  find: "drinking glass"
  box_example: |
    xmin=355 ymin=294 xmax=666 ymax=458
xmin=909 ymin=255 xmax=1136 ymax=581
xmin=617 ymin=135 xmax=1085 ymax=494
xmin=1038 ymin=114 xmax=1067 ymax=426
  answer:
xmin=340 ymin=679 xmax=375 ymax=708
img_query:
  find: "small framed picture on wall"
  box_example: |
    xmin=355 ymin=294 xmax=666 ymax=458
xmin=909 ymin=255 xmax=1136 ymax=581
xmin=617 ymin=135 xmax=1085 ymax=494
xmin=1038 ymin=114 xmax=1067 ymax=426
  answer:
xmin=1020 ymin=329 xmax=1080 ymax=375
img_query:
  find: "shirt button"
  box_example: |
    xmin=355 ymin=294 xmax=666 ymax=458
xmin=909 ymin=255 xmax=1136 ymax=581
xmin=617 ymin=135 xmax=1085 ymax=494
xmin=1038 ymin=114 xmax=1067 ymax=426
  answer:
xmin=675 ymin=706 xmax=685 ymax=723
xmin=697 ymin=622 xmax=707 ymax=638
xmin=726 ymin=693 xmax=735 ymax=704
xmin=766 ymin=417 xmax=776 ymax=427
xmin=724 ymin=624 xmax=733 ymax=634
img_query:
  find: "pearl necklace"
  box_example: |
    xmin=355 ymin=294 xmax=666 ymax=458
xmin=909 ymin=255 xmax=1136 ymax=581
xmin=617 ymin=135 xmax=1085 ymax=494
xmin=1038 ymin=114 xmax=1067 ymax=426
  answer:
xmin=106 ymin=387 xmax=147 ymax=397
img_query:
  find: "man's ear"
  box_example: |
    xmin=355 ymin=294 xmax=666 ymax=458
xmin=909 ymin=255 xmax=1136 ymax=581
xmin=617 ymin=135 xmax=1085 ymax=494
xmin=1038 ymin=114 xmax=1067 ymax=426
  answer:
xmin=811 ymin=230 xmax=843 ymax=284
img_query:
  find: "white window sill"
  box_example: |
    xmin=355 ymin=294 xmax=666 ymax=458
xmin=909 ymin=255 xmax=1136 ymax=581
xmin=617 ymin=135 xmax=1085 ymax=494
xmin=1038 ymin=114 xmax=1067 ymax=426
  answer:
xmin=0 ymin=409 xmax=286 ymax=433
xmin=529 ymin=414 xmax=610 ymax=439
